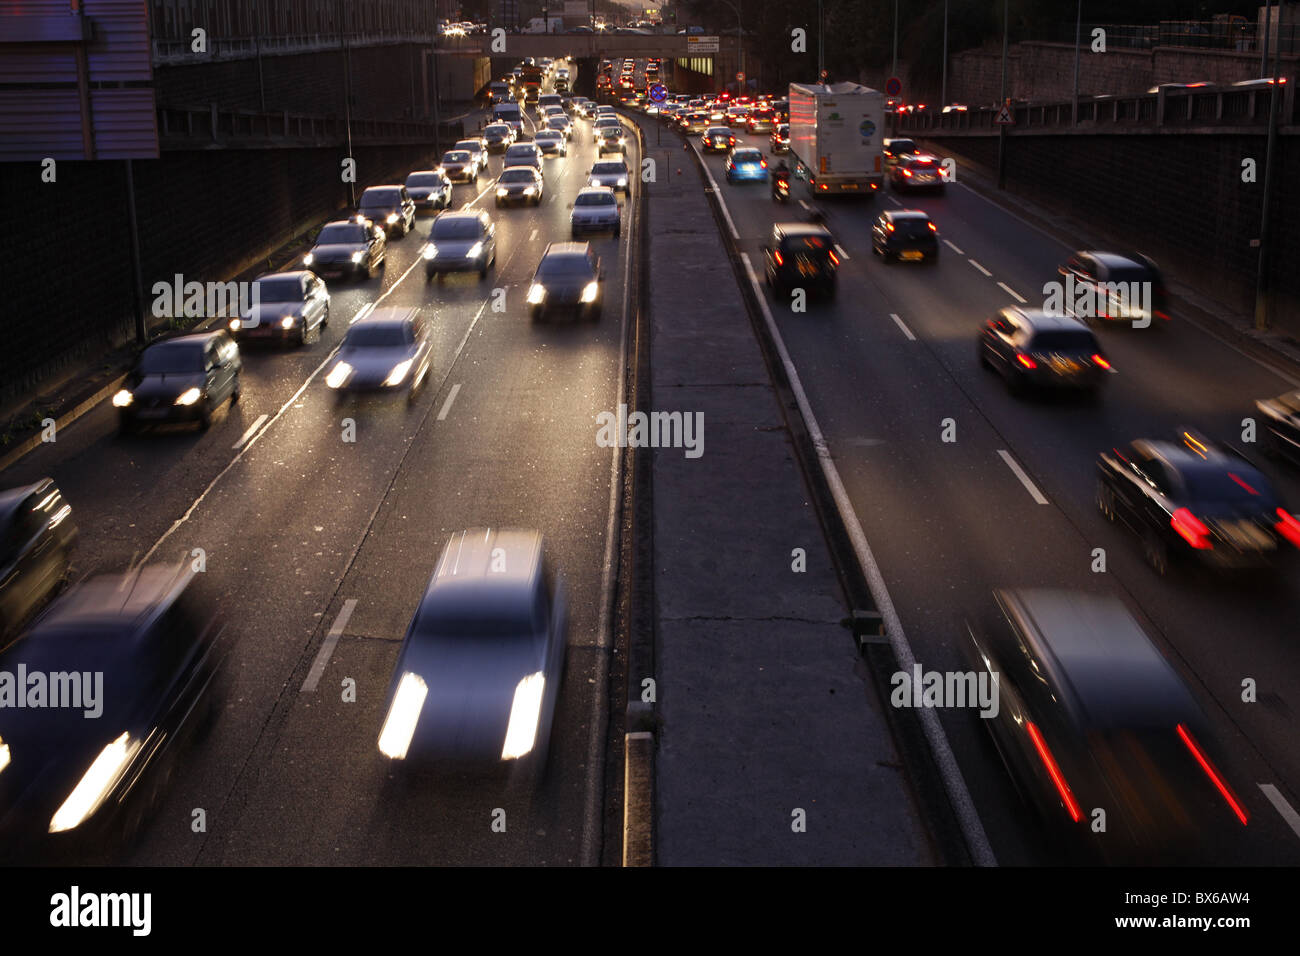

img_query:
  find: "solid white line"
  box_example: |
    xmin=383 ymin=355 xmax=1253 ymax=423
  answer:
xmin=694 ymin=144 xmax=740 ymax=240
xmin=739 ymin=249 xmax=997 ymax=867
xmin=350 ymin=302 xmax=374 ymax=324
xmin=997 ymin=449 xmax=1049 ymax=504
xmin=301 ymin=599 xmax=356 ymax=693
xmin=890 ymin=313 xmax=916 ymax=341
xmin=997 ymin=282 xmax=1027 ymax=304
xmin=436 ymin=383 xmax=461 ymax=421
xmin=968 ymin=259 xmax=992 ymax=277
xmin=232 ymin=414 xmax=268 ymax=450
xmin=1259 ymin=783 xmax=1300 ymax=841
xmin=943 ymin=239 xmax=964 ymax=255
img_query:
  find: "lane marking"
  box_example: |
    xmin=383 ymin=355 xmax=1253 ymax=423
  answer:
xmin=530 ymin=228 xmax=539 ymax=240
xmin=232 ymin=414 xmax=268 ymax=450
xmin=351 ymin=302 xmax=374 ymax=324
xmin=694 ymin=144 xmax=740 ymax=241
xmin=834 ymin=244 xmax=851 ymax=261
xmin=1259 ymin=784 xmax=1300 ymax=841
xmin=968 ymin=259 xmax=992 ymax=277
xmin=436 ymin=383 xmax=461 ymax=421
xmin=997 ymin=282 xmax=1027 ymax=304
xmin=997 ymin=449 xmax=1049 ymax=504
xmin=890 ymin=313 xmax=916 ymax=341
xmin=739 ymin=249 xmax=997 ymax=866
xmin=943 ymin=239 xmax=964 ymax=255
xmin=887 ymin=195 xmax=902 ymax=206
xmin=301 ymin=599 xmax=356 ymax=693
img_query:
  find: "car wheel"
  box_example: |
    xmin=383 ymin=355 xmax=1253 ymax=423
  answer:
xmin=479 ymin=262 xmax=488 ymax=279
xmin=198 ymin=401 xmax=213 ymax=431
xmin=614 ymin=222 xmax=621 ymax=238
xmin=978 ymin=343 xmax=992 ymax=369
xmin=321 ymin=303 xmax=329 ymax=328
xmin=362 ymin=260 xmax=372 ymax=281
xmin=1007 ymin=369 xmax=1028 ymax=397
xmin=1143 ymin=530 xmax=1169 ymax=576
xmin=1096 ymin=480 xmax=1117 ymax=521
xmin=297 ymin=323 xmax=308 ymax=347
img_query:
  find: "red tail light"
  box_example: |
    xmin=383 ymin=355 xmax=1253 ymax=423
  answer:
xmin=828 ymin=250 xmax=840 ymax=266
xmin=1091 ymin=353 xmax=1111 ymax=369
xmin=1177 ymin=724 xmax=1248 ymax=825
xmin=1026 ymin=722 xmax=1082 ymax=822
xmin=1171 ymin=507 xmax=1212 ymax=549
xmin=773 ymin=251 xmax=784 ymax=266
xmin=760 ymin=159 xmax=767 ymax=168
xmin=1274 ymin=508 xmax=1300 ymax=548
xmin=902 ymin=168 xmax=913 ymax=177
xmin=1015 ymin=353 xmax=1037 ymax=370
xmin=1228 ymin=472 xmax=1260 ymax=496
xmin=927 ymin=222 xmax=937 ymax=232
xmin=885 ymin=222 xmax=895 ymax=233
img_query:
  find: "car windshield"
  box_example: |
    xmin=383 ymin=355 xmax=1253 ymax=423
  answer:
xmin=405 ymin=173 xmax=444 ymax=187
xmin=906 ymin=158 xmax=938 ymax=169
xmin=576 ymin=192 xmax=615 ymax=206
xmin=442 ymin=152 xmax=470 ymax=164
xmin=506 ymin=147 xmax=536 ymax=158
xmin=538 ymin=255 xmax=595 ymax=279
xmin=733 ymin=150 xmax=762 ymax=163
xmin=536 ymin=132 xmax=559 ymax=141
xmin=1029 ymin=330 xmax=1097 ymax=351
xmin=783 ymin=235 xmax=834 ymax=259
xmin=432 ymin=218 xmax=482 ymax=239
xmin=140 ymin=344 xmax=203 ymax=374
xmin=1103 ymin=264 xmax=1157 ymax=283
xmin=892 ymin=218 xmax=934 ymax=237
xmin=592 ymin=163 xmax=625 ymax=175
xmin=254 ymin=277 xmax=302 ymax=302
xmin=500 ymin=169 xmax=536 ymax=183
xmin=454 ymin=142 xmax=479 ymax=152
xmin=548 ymin=117 xmax=567 ymax=126
xmin=360 ymin=189 xmax=400 ymax=206
xmin=485 ymin=124 xmax=510 ymax=136
xmin=888 ymin=140 xmax=917 ymax=154
xmin=317 ymin=223 xmax=366 ymax=244
xmin=344 ymin=324 xmax=411 ymax=348
xmin=1183 ymin=465 xmax=1277 ymax=506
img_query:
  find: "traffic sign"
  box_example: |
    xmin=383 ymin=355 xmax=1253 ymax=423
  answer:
xmin=736 ymin=71 xmax=745 ymax=82
xmin=820 ymin=69 xmax=828 ymax=81
xmin=649 ymin=83 xmax=667 ymax=103
xmin=885 ymin=76 xmax=902 ymax=97
xmin=994 ymin=103 xmax=1015 ymax=125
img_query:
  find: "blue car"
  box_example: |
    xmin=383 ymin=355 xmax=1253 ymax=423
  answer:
xmin=725 ymin=147 xmax=769 ymax=183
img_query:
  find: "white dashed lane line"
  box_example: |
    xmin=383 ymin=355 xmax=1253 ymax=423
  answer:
xmin=943 ymin=239 xmax=964 ymax=255
xmin=232 ymin=414 xmax=268 ymax=450
xmin=437 ymin=383 xmax=461 ymax=421
xmin=301 ymin=599 xmax=357 ymax=693
xmin=997 ymin=449 xmax=1049 ymax=505
xmin=997 ymin=282 xmax=1027 ymax=304
xmin=968 ymin=259 xmax=992 ymax=277
xmin=1259 ymin=784 xmax=1300 ymax=841
xmin=889 ymin=313 xmax=916 ymax=341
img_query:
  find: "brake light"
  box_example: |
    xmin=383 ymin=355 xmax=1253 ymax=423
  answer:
xmin=1177 ymin=724 xmax=1248 ymax=825
xmin=760 ymin=159 xmax=767 ymax=168
xmin=885 ymin=222 xmax=895 ymax=232
xmin=1171 ymin=508 xmax=1212 ymax=549
xmin=1274 ymin=508 xmax=1300 ymax=548
xmin=818 ymin=183 xmax=828 ymax=191
xmin=828 ymin=250 xmax=840 ymax=266
xmin=1026 ymin=722 xmax=1082 ymax=822
xmin=927 ymin=222 xmax=937 ymax=232
xmin=1091 ymin=353 xmax=1111 ymax=369
xmin=773 ymin=251 xmax=783 ymax=266
xmin=902 ymin=168 xmax=913 ymax=177
xmin=1015 ymin=353 xmax=1037 ymax=369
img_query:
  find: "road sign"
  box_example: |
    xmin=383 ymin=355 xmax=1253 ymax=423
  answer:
xmin=686 ymin=35 xmax=719 ymax=53
xmin=885 ymin=76 xmax=902 ymax=97
xmin=994 ymin=104 xmax=1015 ymax=125
xmin=649 ymin=84 xmax=667 ymax=103
xmin=736 ymin=71 xmax=745 ymax=82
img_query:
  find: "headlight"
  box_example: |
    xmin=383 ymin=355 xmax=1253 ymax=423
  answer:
xmin=423 ymin=244 xmax=438 ymax=259
xmin=581 ymin=281 xmax=599 ymax=303
xmin=175 ymin=387 xmax=202 ymax=406
xmin=303 ymin=252 xmax=314 ymax=266
xmin=523 ymin=187 xmax=536 ymax=196
xmin=0 ymin=736 xmax=9 ymax=777
xmin=502 ymin=672 xmax=546 ymax=760
xmin=229 ymin=318 xmax=242 ymax=331
xmin=378 ymin=672 xmax=428 ymax=760
xmin=386 ymin=213 xmax=399 ymax=224
xmin=351 ymin=251 xmax=364 ymax=264
xmin=617 ymin=177 xmax=627 ymax=186
xmin=385 ymin=359 xmax=413 ymax=386
xmin=497 ymin=187 xmax=508 ymax=196
xmin=590 ymin=178 xmax=600 ymax=187
xmin=527 ymin=283 xmax=547 ymax=304
xmin=112 ymin=389 xmax=133 ymax=408
xmin=325 ymin=362 xmax=352 ymax=389
xmin=49 ymin=732 xmax=141 ymax=833
xmin=467 ymin=241 xmax=483 ymax=258
xmin=280 ymin=316 xmax=296 ymax=329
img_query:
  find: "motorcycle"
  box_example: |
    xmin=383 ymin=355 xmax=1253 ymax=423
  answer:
xmin=772 ymin=171 xmax=791 ymax=202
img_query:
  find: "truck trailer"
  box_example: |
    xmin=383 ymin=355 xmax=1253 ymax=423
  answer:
xmin=787 ymin=82 xmax=885 ymax=198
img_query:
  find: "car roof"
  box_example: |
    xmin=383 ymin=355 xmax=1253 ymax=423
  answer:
xmin=420 ymin=529 xmax=544 ymax=619
xmin=884 ymin=209 xmax=931 ymax=221
xmin=150 ymin=330 xmax=223 ymax=350
xmin=542 ymin=241 xmax=591 ymax=257
xmin=1001 ymin=308 xmax=1090 ymax=332
xmin=32 ymin=564 xmax=194 ymax=635
xmin=0 ymin=480 xmax=51 ymax=524
xmin=434 ymin=210 xmax=485 ymax=223
xmin=500 ymin=164 xmax=540 ymax=176
xmin=1082 ymin=251 xmax=1153 ymax=271
xmin=1134 ymin=433 xmax=1263 ymax=474
xmin=774 ymin=222 xmax=833 ymax=238
xmin=407 ymin=169 xmax=444 ymax=177
xmin=257 ymin=270 xmax=309 ymax=282
xmin=577 ymin=186 xmax=616 ymax=198
xmin=360 ymin=184 xmax=401 ymax=194
xmin=351 ymin=305 xmax=418 ymax=328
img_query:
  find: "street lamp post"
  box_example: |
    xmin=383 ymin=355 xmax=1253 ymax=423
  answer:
xmin=997 ymin=0 xmax=1008 ymax=189
xmin=714 ymin=0 xmax=744 ymax=92
xmin=1072 ymin=0 xmax=1081 ymax=125
xmin=941 ymin=0 xmax=948 ymax=109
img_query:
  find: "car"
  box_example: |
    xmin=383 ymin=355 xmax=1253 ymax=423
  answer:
xmin=452 ymin=138 xmax=488 ymax=175
xmin=889 ymin=153 xmax=946 ymax=192
xmin=745 ymin=108 xmax=776 ymax=133
xmin=871 ymin=209 xmax=940 ymax=262
xmin=575 ymin=100 xmax=597 ymax=119
xmin=597 ymin=126 xmax=626 ymax=154
xmin=114 ymin=331 xmax=241 ymax=433
xmin=1096 ymin=430 xmax=1300 ymax=575
xmin=570 ymin=187 xmax=621 ymax=238
xmin=1057 ymin=251 xmax=1170 ymax=325
xmin=0 ymin=479 xmax=76 ymax=650
xmin=724 ymin=147 xmax=768 ymax=183
xmin=0 ymin=562 xmax=226 ymax=863
xmin=702 ymin=126 xmax=735 ymax=152
xmin=439 ymin=149 xmax=478 ymax=184
xmin=377 ymin=529 xmax=567 ymax=782
xmin=1255 ymin=389 xmax=1300 ymax=465
xmin=503 ymin=142 xmax=543 ymax=175
xmin=770 ymin=123 xmax=790 ymax=153
xmin=483 ymin=123 xmax=514 ymax=152
xmin=405 ymin=169 xmax=453 ymax=211
xmin=978 ymin=308 xmax=1111 ymax=396
xmin=588 ymin=159 xmax=630 ymax=193
xmin=682 ymin=111 xmax=710 ymax=133
xmin=724 ymin=105 xmax=752 ymax=127
xmin=533 ymin=130 xmax=568 ymax=157
xmin=324 ymin=307 xmax=432 ymax=402
xmin=546 ymin=114 xmax=573 ymax=139
xmin=230 ymin=271 xmax=330 ymax=346
xmin=527 ymin=242 xmax=604 ymax=322
xmin=962 ymin=589 xmax=1248 ymax=864
xmin=763 ymin=222 xmax=839 ymax=301
xmin=536 ymin=93 xmax=563 ymax=117
xmin=495 ymin=165 xmax=544 ymax=206
xmin=882 ymin=137 xmax=917 ymax=170
xmin=357 ymin=185 xmax=416 ymax=237
xmin=303 ymin=218 xmax=386 ymax=281
xmin=423 ymin=210 xmax=496 ymax=280
xmin=592 ymin=115 xmax=622 ymax=133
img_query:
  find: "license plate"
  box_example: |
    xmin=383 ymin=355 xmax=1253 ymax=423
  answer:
xmin=137 ymin=409 xmax=169 ymax=419
xmin=842 ymin=184 xmax=859 ymax=190
xmin=901 ymin=251 xmax=923 ymax=260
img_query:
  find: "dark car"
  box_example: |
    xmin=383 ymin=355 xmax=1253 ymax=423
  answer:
xmin=357 ymin=185 xmax=416 ymax=238
xmin=231 ymin=271 xmax=329 ymax=346
xmin=745 ymin=108 xmax=776 ymax=133
xmin=770 ymin=123 xmax=790 ymax=153
xmin=527 ymin=242 xmax=604 ymax=322
xmin=115 ymin=331 xmax=241 ymax=433
xmin=702 ymin=126 xmax=734 ymax=152
xmin=483 ymin=123 xmax=514 ymax=153
xmin=962 ymin=589 xmax=1248 ymax=864
xmin=0 ymin=564 xmax=225 ymax=863
xmin=405 ymin=170 xmax=453 ymax=211
xmin=763 ymin=222 xmax=840 ymax=301
xmin=978 ymin=307 xmax=1112 ymax=396
xmin=1255 ymin=389 xmax=1300 ymax=465
xmin=1096 ymin=430 xmax=1300 ymax=575
xmin=0 ymin=479 xmax=76 ymax=649
xmin=871 ymin=209 xmax=940 ymax=262
xmin=423 ymin=210 xmax=496 ymax=280
xmin=439 ymin=150 xmax=478 ymax=184
xmin=324 ymin=307 xmax=432 ymax=401
xmin=503 ymin=142 xmax=543 ymax=175
xmin=570 ymin=187 xmax=621 ymax=239
xmin=303 ymin=219 xmax=386 ymax=281
xmin=725 ymin=147 xmax=768 ymax=183
xmin=495 ymin=165 xmax=544 ymax=207
xmin=596 ymin=126 xmax=626 ymax=155
xmin=377 ymin=529 xmax=566 ymax=782
xmin=889 ymin=153 xmax=946 ymax=192
xmin=882 ymin=137 xmax=917 ymax=171
xmin=1057 ymin=251 xmax=1170 ymax=326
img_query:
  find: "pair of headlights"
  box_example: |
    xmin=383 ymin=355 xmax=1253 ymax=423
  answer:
xmin=422 ymin=242 xmax=484 ymax=260
xmin=377 ymin=671 xmax=546 ymax=761
xmin=113 ymin=387 xmax=203 ymax=408
xmin=325 ymin=360 xmax=412 ymax=389
xmin=527 ymin=281 xmax=599 ymax=305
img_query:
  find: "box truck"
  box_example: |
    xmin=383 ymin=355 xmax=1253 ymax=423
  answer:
xmin=787 ymin=82 xmax=885 ymax=197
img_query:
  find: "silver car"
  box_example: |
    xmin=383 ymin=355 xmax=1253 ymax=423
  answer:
xmin=452 ymin=138 xmax=488 ymax=175
xmin=439 ymin=149 xmax=477 ymax=183
xmin=495 ymin=166 xmax=543 ymax=207
xmin=533 ymin=130 xmax=568 ymax=158
xmin=231 ymin=271 xmax=330 ymax=346
xmin=588 ymin=159 xmax=631 ymax=194
xmin=324 ymin=307 xmax=432 ymax=402
xmin=423 ymin=210 xmax=496 ymax=280
xmin=570 ymin=187 xmax=620 ymax=239
xmin=405 ymin=169 xmax=453 ymax=211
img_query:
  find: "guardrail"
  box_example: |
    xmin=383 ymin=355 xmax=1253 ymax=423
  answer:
xmin=158 ymin=104 xmax=439 ymax=147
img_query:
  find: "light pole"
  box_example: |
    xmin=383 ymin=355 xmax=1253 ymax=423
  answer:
xmin=338 ymin=0 xmax=354 ymax=205
xmin=941 ymin=0 xmax=947 ymax=108
xmin=997 ymin=0 xmax=1008 ymax=189
xmin=1072 ymin=0 xmax=1081 ymax=124
xmin=1254 ymin=4 xmax=1284 ymax=329
xmin=714 ymin=0 xmax=743 ymax=92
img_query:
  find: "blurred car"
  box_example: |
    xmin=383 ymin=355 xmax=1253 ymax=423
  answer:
xmin=439 ymin=150 xmax=478 ymax=184
xmin=483 ymin=123 xmax=514 ymax=152
xmin=404 ymin=169 xmax=453 ymax=211
xmin=536 ymin=93 xmax=563 ymax=117
xmin=763 ymin=222 xmax=839 ymax=301
xmin=324 ymin=307 xmax=432 ymax=402
xmin=495 ymin=165 xmax=544 ymax=206
xmin=357 ymin=185 xmax=415 ymax=238
xmin=702 ymin=126 xmax=735 ymax=152
xmin=978 ymin=307 xmax=1111 ymax=396
xmin=546 ymin=114 xmax=574 ymax=139
xmin=0 ymin=563 xmax=224 ymax=862
xmin=597 ymin=126 xmax=626 ymax=155
xmin=589 ymin=159 xmax=630 ymax=194
xmin=575 ymin=100 xmax=597 ymax=119
xmin=533 ymin=130 xmax=568 ymax=157
xmin=303 ymin=218 xmax=386 ymax=281
xmin=725 ymin=104 xmax=751 ymax=127
xmin=230 ymin=271 xmax=330 ymax=346
xmin=0 ymin=479 xmax=75 ymax=649
xmin=1255 ymin=389 xmax=1300 ymax=465
xmin=682 ymin=111 xmax=710 ymax=133
xmin=1097 ymin=429 xmax=1300 ymax=574
xmin=114 ymin=331 xmax=241 ymax=433
xmin=889 ymin=153 xmax=946 ymax=192
xmin=423 ymin=210 xmax=496 ymax=280
xmin=503 ymin=142 xmax=543 ymax=175
xmin=527 ymin=242 xmax=604 ymax=322
xmin=745 ymin=108 xmax=776 ymax=133
xmin=770 ymin=123 xmax=790 ymax=153
xmin=592 ymin=115 xmax=622 ymax=134
xmin=570 ymin=187 xmax=621 ymax=239
xmin=452 ymin=138 xmax=488 ymax=175
xmin=882 ymin=137 xmax=918 ymax=170
xmin=725 ymin=147 xmax=769 ymax=183
xmin=963 ymin=589 xmax=1248 ymax=863
xmin=378 ymin=529 xmax=566 ymax=779
xmin=1058 ymin=251 xmax=1170 ymax=325
xmin=871 ymin=209 xmax=940 ymax=262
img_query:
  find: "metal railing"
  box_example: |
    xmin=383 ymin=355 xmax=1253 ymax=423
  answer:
xmin=157 ymin=104 xmax=440 ymax=147
xmin=152 ymin=32 xmax=438 ymax=65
